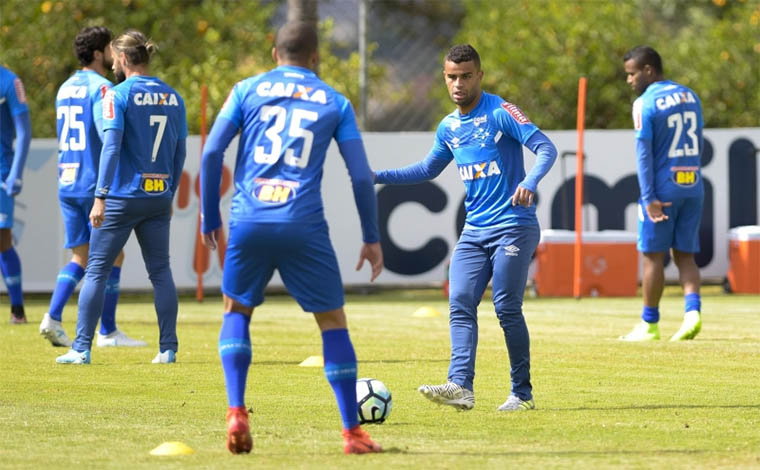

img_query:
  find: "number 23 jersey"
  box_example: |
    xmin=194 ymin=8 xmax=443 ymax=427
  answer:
xmin=218 ymin=65 xmax=362 ymax=224
xmin=632 ymin=80 xmax=704 ymax=201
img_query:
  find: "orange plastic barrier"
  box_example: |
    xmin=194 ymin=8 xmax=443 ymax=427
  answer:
xmin=727 ymin=226 xmax=760 ymax=294
xmin=533 ymin=230 xmax=638 ymax=297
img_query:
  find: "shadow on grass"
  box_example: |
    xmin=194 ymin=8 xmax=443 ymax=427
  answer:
xmin=255 ymin=359 xmax=449 ymax=366
xmin=545 ymin=404 xmax=760 ymax=411
xmin=391 ymin=448 xmax=708 ymax=456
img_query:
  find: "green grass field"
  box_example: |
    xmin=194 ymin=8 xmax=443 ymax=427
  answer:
xmin=1 ymin=287 xmax=759 ymax=469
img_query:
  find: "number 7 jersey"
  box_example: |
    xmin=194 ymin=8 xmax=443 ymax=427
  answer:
xmin=102 ymin=75 xmax=187 ymax=198
xmin=217 ymin=65 xmax=362 ymax=223
xmin=632 ymin=79 xmax=704 ymax=201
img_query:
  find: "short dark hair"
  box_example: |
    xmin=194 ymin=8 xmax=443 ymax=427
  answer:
xmin=444 ymin=44 xmax=481 ymax=70
xmin=623 ymin=45 xmax=663 ymax=74
xmin=275 ymin=21 xmax=318 ymax=63
xmin=74 ymin=26 xmax=112 ymax=66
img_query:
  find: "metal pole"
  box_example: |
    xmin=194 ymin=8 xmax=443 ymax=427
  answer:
xmin=358 ymin=0 xmax=368 ymax=130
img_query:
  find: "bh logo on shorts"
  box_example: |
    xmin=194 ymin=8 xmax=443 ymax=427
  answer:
xmin=253 ymin=178 xmax=298 ymax=205
xmin=141 ymin=173 xmax=169 ymax=195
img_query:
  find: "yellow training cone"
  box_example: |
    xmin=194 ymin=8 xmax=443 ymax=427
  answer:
xmin=299 ymin=355 xmax=324 ymax=367
xmin=413 ymin=306 xmax=441 ymax=318
xmin=149 ymin=441 xmax=194 ymax=456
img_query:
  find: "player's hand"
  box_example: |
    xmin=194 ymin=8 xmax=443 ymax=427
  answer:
xmin=89 ymin=198 xmax=106 ymax=228
xmin=356 ymin=242 xmax=383 ymax=282
xmin=202 ymin=228 xmax=222 ymax=251
xmin=511 ymin=186 xmax=535 ymax=208
xmin=645 ymin=199 xmax=672 ymax=223
xmin=2 ymin=176 xmax=22 ymax=196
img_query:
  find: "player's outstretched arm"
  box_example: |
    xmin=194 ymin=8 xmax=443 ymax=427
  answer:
xmin=356 ymin=242 xmax=383 ymax=282
xmin=374 ymin=152 xmax=450 ymax=185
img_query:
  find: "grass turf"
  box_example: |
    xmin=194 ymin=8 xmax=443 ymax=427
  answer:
xmin=1 ymin=286 xmax=759 ymax=469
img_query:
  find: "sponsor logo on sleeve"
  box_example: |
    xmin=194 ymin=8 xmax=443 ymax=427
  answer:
xmin=103 ymin=89 xmax=115 ymax=120
xmin=14 ymin=78 xmax=26 ymax=104
xmin=632 ymin=98 xmax=643 ymax=131
xmin=100 ymin=84 xmax=109 ymax=99
xmin=501 ymin=102 xmax=531 ymax=124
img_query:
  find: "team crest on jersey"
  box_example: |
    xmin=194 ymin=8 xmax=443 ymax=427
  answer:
xmin=133 ymin=92 xmax=179 ymax=106
xmin=103 ymin=89 xmax=115 ymax=120
xmin=14 ymin=78 xmax=26 ymax=104
xmin=58 ymin=163 xmax=79 ymax=185
xmin=501 ymin=102 xmax=531 ymax=124
xmin=253 ymin=178 xmax=299 ymax=204
xmin=255 ymin=82 xmax=327 ymax=104
xmin=670 ymin=166 xmax=700 ymax=187
xmin=458 ymin=160 xmax=501 ymax=181
xmin=141 ymin=173 xmax=169 ymax=195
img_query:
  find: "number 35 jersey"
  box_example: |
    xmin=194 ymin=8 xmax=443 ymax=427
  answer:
xmin=55 ymin=70 xmax=112 ymax=197
xmin=102 ymin=75 xmax=187 ymax=198
xmin=218 ymin=65 xmax=361 ymax=224
xmin=632 ymin=80 xmax=704 ymax=201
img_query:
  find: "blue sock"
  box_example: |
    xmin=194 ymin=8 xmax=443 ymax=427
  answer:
xmin=322 ymin=328 xmax=359 ymax=430
xmin=685 ymin=293 xmax=701 ymax=313
xmin=48 ymin=262 xmax=85 ymax=321
xmin=100 ymin=266 xmax=121 ymax=335
xmin=0 ymin=247 xmax=23 ymax=307
xmin=219 ymin=312 xmax=252 ymax=408
xmin=641 ymin=306 xmax=660 ymax=323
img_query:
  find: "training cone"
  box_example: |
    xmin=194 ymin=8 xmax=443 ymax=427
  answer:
xmin=149 ymin=441 xmax=194 ymax=456
xmin=413 ymin=306 xmax=441 ymax=318
xmin=298 ymin=355 xmax=324 ymax=367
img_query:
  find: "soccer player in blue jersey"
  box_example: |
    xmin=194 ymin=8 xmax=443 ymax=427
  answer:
xmin=0 ymin=65 xmax=31 ymax=324
xmin=41 ymin=26 xmax=144 ymax=348
xmin=56 ymin=30 xmax=186 ymax=365
xmin=375 ymin=44 xmax=557 ymax=412
xmin=619 ymin=46 xmax=704 ymax=342
xmin=200 ymin=22 xmax=383 ymax=455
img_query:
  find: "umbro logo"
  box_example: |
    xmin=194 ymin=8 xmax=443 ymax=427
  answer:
xmin=504 ymin=245 xmax=520 ymax=256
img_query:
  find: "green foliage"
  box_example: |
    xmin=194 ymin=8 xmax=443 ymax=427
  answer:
xmin=436 ymin=0 xmax=760 ymax=130
xmin=0 ymin=0 xmax=276 ymax=138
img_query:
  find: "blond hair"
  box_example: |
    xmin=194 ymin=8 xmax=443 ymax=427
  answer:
xmin=111 ymin=30 xmax=158 ymax=66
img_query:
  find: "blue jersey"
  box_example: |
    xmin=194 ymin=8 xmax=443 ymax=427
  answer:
xmin=0 ymin=66 xmax=29 ymax=177
xmin=217 ymin=65 xmax=361 ymax=224
xmin=100 ymin=75 xmax=187 ymax=198
xmin=632 ymin=80 xmax=704 ymax=202
xmin=430 ymin=92 xmax=540 ymax=228
xmin=55 ymin=70 xmax=112 ymax=197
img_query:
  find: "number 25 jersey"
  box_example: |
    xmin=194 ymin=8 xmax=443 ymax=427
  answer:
xmin=218 ymin=65 xmax=362 ymax=224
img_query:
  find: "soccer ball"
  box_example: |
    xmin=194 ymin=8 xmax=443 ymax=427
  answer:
xmin=356 ymin=378 xmax=392 ymax=424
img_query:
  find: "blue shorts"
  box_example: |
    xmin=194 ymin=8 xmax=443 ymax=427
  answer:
xmin=0 ymin=190 xmax=14 ymax=229
xmin=59 ymin=196 xmax=93 ymax=248
xmin=222 ymin=220 xmax=344 ymax=312
xmin=638 ymin=196 xmax=703 ymax=253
